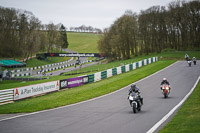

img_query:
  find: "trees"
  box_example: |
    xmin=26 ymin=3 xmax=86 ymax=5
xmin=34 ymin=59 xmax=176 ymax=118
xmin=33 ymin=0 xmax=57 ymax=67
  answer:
xmin=69 ymin=25 xmax=102 ymax=33
xmin=98 ymin=11 xmax=138 ymax=60
xmin=59 ymin=24 xmax=69 ymax=49
xmin=98 ymin=0 xmax=200 ymax=60
xmin=0 ymin=6 xmax=72 ymax=59
xmin=46 ymin=22 xmax=58 ymax=53
xmin=0 ymin=7 xmax=57 ymax=59
xmin=0 ymin=7 xmax=18 ymax=57
xmin=0 ymin=7 xmax=43 ymax=60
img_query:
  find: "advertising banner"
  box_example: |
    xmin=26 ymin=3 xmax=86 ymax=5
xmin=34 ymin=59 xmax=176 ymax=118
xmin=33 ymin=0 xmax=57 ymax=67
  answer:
xmin=13 ymin=81 xmax=60 ymax=100
xmin=44 ymin=53 xmax=104 ymax=57
xmin=60 ymin=76 xmax=89 ymax=89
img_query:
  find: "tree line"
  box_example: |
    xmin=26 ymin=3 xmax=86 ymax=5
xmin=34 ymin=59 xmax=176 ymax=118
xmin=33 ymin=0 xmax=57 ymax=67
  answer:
xmin=69 ymin=25 xmax=102 ymax=33
xmin=0 ymin=6 xmax=69 ymax=61
xmin=98 ymin=0 xmax=200 ymax=60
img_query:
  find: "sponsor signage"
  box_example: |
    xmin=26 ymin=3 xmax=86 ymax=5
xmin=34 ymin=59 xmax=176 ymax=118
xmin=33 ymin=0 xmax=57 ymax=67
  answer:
xmin=60 ymin=79 xmax=68 ymax=89
xmin=44 ymin=53 xmax=104 ymax=57
xmin=13 ymin=81 xmax=60 ymax=100
xmin=60 ymin=76 xmax=89 ymax=89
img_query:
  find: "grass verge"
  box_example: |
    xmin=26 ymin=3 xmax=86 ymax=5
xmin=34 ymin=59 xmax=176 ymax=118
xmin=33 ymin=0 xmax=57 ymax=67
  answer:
xmin=0 ymin=60 xmax=175 ymax=114
xmin=68 ymin=32 xmax=101 ymax=53
xmin=25 ymin=57 xmax=70 ymax=68
xmin=159 ymin=80 xmax=200 ymax=133
xmin=0 ymin=55 xmax=156 ymax=90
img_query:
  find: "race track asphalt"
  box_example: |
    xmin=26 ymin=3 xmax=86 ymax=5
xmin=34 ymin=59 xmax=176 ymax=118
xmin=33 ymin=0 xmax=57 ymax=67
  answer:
xmin=0 ymin=61 xmax=199 ymax=133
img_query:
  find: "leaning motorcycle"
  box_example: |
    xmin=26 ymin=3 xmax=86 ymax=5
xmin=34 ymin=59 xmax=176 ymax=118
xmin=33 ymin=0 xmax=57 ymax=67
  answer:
xmin=161 ymin=84 xmax=170 ymax=98
xmin=193 ymin=60 xmax=196 ymax=65
xmin=128 ymin=92 xmax=142 ymax=113
xmin=188 ymin=60 xmax=192 ymax=67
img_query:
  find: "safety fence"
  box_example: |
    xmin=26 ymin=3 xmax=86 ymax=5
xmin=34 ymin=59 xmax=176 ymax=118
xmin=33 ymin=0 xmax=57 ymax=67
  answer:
xmin=36 ymin=60 xmax=93 ymax=75
xmin=0 ymin=57 xmax=157 ymax=104
xmin=0 ymin=89 xmax=14 ymax=104
xmin=87 ymin=57 xmax=157 ymax=83
xmin=10 ymin=57 xmax=74 ymax=77
xmin=11 ymin=57 xmax=74 ymax=73
xmin=10 ymin=58 xmax=93 ymax=77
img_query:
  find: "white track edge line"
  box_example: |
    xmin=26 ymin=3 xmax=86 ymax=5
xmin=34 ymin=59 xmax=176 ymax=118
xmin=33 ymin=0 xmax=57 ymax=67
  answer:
xmin=146 ymin=75 xmax=200 ymax=133
xmin=0 ymin=61 xmax=178 ymax=122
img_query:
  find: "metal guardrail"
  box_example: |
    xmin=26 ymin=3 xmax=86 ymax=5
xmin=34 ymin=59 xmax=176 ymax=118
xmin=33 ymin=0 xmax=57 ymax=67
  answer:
xmin=0 ymin=57 xmax=157 ymax=105
xmin=0 ymin=89 xmax=14 ymax=104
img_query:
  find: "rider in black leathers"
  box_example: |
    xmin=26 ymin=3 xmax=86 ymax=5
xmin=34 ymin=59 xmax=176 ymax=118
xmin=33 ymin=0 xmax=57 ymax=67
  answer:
xmin=128 ymin=84 xmax=143 ymax=105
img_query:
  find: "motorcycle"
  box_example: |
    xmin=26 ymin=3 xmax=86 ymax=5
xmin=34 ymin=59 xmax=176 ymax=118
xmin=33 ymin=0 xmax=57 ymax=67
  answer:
xmin=128 ymin=92 xmax=142 ymax=113
xmin=161 ymin=84 xmax=170 ymax=98
xmin=193 ymin=60 xmax=196 ymax=65
xmin=188 ymin=60 xmax=192 ymax=67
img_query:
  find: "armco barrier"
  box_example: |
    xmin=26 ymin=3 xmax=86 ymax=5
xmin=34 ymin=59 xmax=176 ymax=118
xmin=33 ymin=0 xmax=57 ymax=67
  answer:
xmin=101 ymin=71 xmax=107 ymax=80
xmin=125 ymin=64 xmax=129 ymax=72
xmin=11 ymin=57 xmax=75 ymax=77
xmin=107 ymin=69 xmax=112 ymax=78
xmin=0 ymin=89 xmax=14 ymax=104
xmin=88 ymin=74 xmax=94 ymax=83
xmin=129 ymin=64 xmax=133 ymax=71
xmin=112 ymin=68 xmax=117 ymax=76
xmin=91 ymin=57 xmax=157 ymax=83
xmin=121 ymin=66 xmax=125 ymax=73
xmin=94 ymin=72 xmax=101 ymax=82
xmin=0 ymin=57 xmax=157 ymax=105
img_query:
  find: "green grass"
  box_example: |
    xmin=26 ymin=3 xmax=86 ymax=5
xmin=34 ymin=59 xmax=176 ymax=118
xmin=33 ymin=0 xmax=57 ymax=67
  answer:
xmin=159 ymin=81 xmax=200 ymax=133
xmin=0 ymin=80 xmax=21 ymax=85
xmin=1 ymin=49 xmax=198 ymax=90
xmin=68 ymin=32 xmax=101 ymax=53
xmin=0 ymin=54 xmax=156 ymax=90
xmin=25 ymin=57 xmax=70 ymax=68
xmin=63 ymin=54 xmax=156 ymax=75
xmin=0 ymin=50 xmax=198 ymax=90
xmin=59 ymin=50 xmax=200 ymax=76
xmin=0 ymin=75 xmax=76 ymax=90
xmin=0 ymin=60 xmax=175 ymax=113
xmin=158 ymin=50 xmax=200 ymax=60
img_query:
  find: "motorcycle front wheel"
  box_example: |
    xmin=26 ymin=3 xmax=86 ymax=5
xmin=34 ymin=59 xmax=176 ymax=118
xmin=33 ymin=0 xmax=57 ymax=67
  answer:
xmin=132 ymin=103 xmax=137 ymax=113
xmin=164 ymin=93 xmax=168 ymax=98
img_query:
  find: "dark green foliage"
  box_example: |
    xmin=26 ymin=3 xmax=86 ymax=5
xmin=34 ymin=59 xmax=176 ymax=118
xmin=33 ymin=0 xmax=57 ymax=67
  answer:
xmin=0 ymin=7 xmax=44 ymax=60
xmin=59 ymin=24 xmax=69 ymax=49
xmin=0 ymin=7 xmax=68 ymax=60
xmin=98 ymin=1 xmax=200 ymax=60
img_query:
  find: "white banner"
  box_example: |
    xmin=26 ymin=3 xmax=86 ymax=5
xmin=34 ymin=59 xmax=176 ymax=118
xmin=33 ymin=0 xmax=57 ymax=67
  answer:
xmin=13 ymin=81 xmax=60 ymax=100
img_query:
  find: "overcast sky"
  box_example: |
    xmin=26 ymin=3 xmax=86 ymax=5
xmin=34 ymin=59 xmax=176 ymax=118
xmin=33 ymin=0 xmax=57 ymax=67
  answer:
xmin=0 ymin=0 xmax=174 ymax=29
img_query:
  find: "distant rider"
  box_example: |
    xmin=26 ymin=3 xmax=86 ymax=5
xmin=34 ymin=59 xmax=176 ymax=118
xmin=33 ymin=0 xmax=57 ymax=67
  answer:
xmin=192 ymin=57 xmax=196 ymax=63
xmin=192 ymin=57 xmax=196 ymax=61
xmin=185 ymin=54 xmax=189 ymax=61
xmin=160 ymin=78 xmax=171 ymax=91
xmin=128 ymin=84 xmax=143 ymax=105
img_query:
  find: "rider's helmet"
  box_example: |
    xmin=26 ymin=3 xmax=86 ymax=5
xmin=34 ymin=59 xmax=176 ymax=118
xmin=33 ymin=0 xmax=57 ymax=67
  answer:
xmin=163 ymin=78 xmax=167 ymax=82
xmin=131 ymin=84 xmax=136 ymax=90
